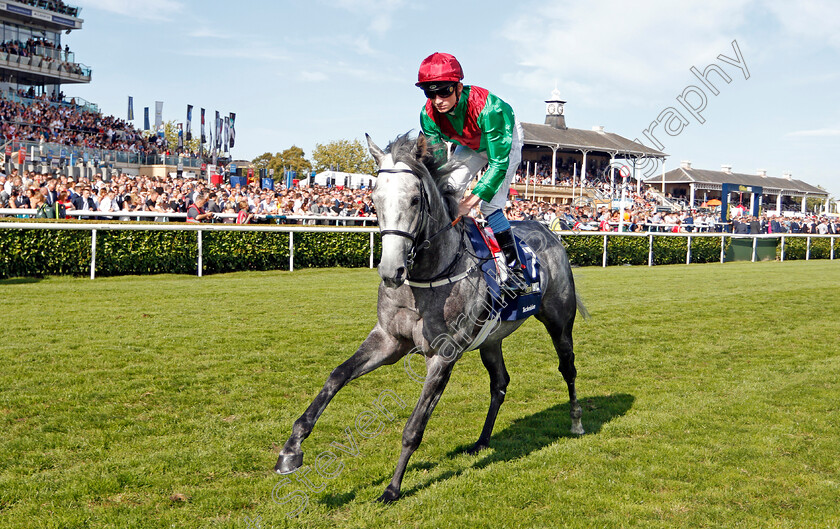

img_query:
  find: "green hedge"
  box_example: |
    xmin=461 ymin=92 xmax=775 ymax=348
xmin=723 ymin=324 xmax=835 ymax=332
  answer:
xmin=562 ymin=234 xmax=728 ymax=267
xmin=0 ymin=221 xmax=382 ymax=279
xmin=781 ymin=236 xmax=833 ymax=261
xmin=0 ymin=221 xmax=835 ymax=279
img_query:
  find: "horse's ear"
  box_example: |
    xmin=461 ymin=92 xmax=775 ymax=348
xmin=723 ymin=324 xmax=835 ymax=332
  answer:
xmin=414 ymin=134 xmax=428 ymax=160
xmin=366 ymin=134 xmax=385 ymax=165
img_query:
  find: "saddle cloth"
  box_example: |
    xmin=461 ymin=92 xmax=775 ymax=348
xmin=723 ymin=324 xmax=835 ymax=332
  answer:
xmin=465 ymin=218 xmax=543 ymax=322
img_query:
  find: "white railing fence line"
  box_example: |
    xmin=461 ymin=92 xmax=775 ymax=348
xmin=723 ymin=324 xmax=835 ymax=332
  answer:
xmin=1 ymin=223 xmax=379 ymax=279
xmin=0 ymin=223 xmax=835 ymax=279
xmin=552 ymin=231 xmax=836 ymax=268
xmin=0 ymin=208 xmax=378 ymax=225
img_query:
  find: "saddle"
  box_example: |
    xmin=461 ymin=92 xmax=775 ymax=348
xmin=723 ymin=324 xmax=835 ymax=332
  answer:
xmin=464 ymin=218 xmax=543 ymax=322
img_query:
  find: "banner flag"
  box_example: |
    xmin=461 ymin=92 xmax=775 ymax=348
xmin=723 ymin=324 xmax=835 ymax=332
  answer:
xmin=177 ymin=123 xmax=184 ymax=149
xmin=215 ymin=111 xmax=222 ymax=149
xmin=229 ymin=112 xmax=236 ymax=149
xmin=186 ymin=105 xmax=193 ymax=142
xmin=224 ymin=116 xmax=230 ymax=154
xmin=144 ymin=107 xmax=150 ymax=131
xmin=127 ymin=96 xmax=134 ymax=121
xmin=200 ymin=108 xmax=206 ymax=144
xmin=154 ymin=101 xmax=163 ymax=132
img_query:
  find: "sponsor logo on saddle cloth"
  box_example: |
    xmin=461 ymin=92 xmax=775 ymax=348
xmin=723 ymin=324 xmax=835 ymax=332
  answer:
xmin=465 ymin=219 xmax=543 ymax=323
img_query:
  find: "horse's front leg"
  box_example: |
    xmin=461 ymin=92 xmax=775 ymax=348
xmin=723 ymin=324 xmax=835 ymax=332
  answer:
xmin=377 ymin=354 xmax=455 ymax=503
xmin=275 ymin=325 xmax=405 ymax=474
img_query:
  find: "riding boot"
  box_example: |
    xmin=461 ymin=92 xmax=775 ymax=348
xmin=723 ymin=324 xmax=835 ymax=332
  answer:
xmin=495 ymin=229 xmax=529 ymax=294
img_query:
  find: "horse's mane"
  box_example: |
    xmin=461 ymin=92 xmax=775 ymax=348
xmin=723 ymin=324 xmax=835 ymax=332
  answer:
xmin=385 ymin=133 xmax=460 ymax=220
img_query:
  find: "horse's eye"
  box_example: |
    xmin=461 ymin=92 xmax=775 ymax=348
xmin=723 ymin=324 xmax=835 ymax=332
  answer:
xmin=410 ymin=196 xmax=420 ymax=206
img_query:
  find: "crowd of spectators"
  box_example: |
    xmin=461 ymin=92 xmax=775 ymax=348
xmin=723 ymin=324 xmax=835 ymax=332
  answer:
xmin=1 ymin=37 xmax=83 ymax=74
xmin=503 ymin=186 xmax=839 ymax=235
xmin=1 ymin=168 xmax=837 ymax=234
xmin=17 ymin=0 xmax=79 ymax=17
xmin=0 ymin=169 xmax=376 ymax=224
xmin=1 ymin=90 xmax=205 ymax=160
xmin=513 ymin=158 xmax=616 ymax=192
xmin=1 ymin=92 xmax=159 ymax=153
xmin=1 ymin=38 xmax=69 ymax=59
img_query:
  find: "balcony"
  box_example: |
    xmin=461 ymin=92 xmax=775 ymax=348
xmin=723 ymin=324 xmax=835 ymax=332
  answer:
xmin=1 ymin=1 xmax=83 ymax=31
xmin=0 ymin=49 xmax=91 ymax=85
xmin=17 ymin=0 xmax=81 ymax=18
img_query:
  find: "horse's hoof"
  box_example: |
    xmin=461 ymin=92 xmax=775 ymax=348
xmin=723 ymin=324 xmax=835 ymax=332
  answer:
xmin=375 ymin=487 xmax=400 ymax=504
xmin=274 ymin=451 xmax=304 ymax=474
xmin=570 ymin=423 xmax=585 ymax=436
xmin=465 ymin=442 xmax=489 ymax=455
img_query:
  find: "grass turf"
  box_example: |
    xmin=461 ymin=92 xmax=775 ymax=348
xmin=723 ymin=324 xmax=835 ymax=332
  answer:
xmin=1 ymin=261 xmax=839 ymax=528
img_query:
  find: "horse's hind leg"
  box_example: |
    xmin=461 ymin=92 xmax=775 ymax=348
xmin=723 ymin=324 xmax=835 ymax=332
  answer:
xmin=275 ymin=325 xmax=405 ymax=474
xmin=467 ymin=342 xmax=510 ymax=454
xmin=537 ymin=314 xmax=584 ymax=435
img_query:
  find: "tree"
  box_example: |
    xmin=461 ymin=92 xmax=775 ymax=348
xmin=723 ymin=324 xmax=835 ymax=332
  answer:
xmin=276 ymin=146 xmax=312 ymax=178
xmin=251 ymin=147 xmax=312 ymax=181
xmin=252 ymin=152 xmax=274 ymax=170
xmin=311 ymin=138 xmax=376 ymax=175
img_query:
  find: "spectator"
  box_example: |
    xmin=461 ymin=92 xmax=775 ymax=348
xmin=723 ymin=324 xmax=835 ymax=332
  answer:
xmin=71 ymin=187 xmax=97 ymax=213
xmin=236 ymin=200 xmax=253 ymax=224
xmin=186 ymin=193 xmax=213 ymax=223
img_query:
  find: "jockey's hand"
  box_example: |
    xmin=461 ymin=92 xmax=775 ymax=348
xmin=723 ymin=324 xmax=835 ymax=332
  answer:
xmin=458 ymin=193 xmax=481 ymax=217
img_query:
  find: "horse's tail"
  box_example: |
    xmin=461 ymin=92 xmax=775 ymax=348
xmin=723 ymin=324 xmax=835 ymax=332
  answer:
xmin=575 ymin=292 xmax=590 ymax=321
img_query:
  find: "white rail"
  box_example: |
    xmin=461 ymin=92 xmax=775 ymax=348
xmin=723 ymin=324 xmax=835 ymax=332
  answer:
xmin=0 ymin=222 xmax=834 ymax=279
xmin=553 ymin=230 xmax=836 ymax=267
xmin=0 ymin=222 xmax=378 ymax=279
xmin=0 ymin=208 xmax=378 ymax=225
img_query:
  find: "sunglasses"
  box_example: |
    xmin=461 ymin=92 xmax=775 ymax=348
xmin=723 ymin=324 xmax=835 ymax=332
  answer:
xmin=422 ymin=84 xmax=456 ymax=99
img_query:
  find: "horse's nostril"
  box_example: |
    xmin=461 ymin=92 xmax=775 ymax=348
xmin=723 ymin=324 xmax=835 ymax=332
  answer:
xmin=395 ymin=267 xmax=406 ymax=281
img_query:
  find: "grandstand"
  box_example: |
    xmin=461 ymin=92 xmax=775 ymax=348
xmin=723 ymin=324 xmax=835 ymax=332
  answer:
xmin=0 ymin=0 xmax=88 ymax=98
xmin=645 ymin=161 xmax=831 ymax=216
xmin=515 ymin=89 xmax=666 ymax=205
xmin=0 ymin=1 xmax=202 ymax=179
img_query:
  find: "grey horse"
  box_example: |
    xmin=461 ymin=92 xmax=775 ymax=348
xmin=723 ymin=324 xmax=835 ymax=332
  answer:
xmin=275 ymin=133 xmax=587 ymax=503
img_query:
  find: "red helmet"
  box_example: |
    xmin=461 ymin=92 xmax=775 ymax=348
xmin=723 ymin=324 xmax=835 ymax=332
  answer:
xmin=416 ymin=52 xmax=464 ymax=86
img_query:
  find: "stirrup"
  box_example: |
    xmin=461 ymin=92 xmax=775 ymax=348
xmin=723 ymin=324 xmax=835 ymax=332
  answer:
xmin=500 ymin=265 xmax=531 ymax=296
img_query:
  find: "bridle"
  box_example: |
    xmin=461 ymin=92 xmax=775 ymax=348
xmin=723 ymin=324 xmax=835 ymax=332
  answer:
xmin=377 ymin=168 xmax=431 ymax=267
xmin=376 ymin=167 xmax=463 ymax=274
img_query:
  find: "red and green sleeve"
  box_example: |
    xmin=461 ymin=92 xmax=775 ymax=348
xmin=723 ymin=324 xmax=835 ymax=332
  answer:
xmin=420 ymin=85 xmax=516 ymax=202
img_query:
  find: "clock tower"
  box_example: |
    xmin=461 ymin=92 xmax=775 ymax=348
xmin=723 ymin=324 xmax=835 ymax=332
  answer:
xmin=545 ymin=88 xmax=567 ymax=130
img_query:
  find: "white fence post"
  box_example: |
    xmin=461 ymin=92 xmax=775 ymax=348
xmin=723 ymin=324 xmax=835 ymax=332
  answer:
xmin=602 ymin=234 xmax=608 ymax=268
xmin=832 ymin=236 xmax=835 ymax=261
xmin=751 ymin=237 xmax=757 ymax=263
xmin=648 ymin=234 xmax=654 ymax=267
xmin=720 ymin=235 xmax=726 ymax=264
xmin=781 ymin=236 xmax=785 ymax=262
xmin=289 ymin=232 xmax=294 ymax=272
xmin=686 ymin=235 xmax=692 ymax=265
xmin=806 ymin=236 xmax=811 ymax=261
xmin=197 ymin=230 xmax=203 ymax=277
xmin=90 ymin=229 xmax=96 ymax=280
xmin=369 ymin=232 xmax=375 ymax=269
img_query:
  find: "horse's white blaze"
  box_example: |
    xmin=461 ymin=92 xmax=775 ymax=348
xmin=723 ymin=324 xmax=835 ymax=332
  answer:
xmin=374 ymin=156 xmax=419 ymax=285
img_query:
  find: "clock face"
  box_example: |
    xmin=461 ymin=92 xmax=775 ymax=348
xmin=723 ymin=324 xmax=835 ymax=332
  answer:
xmin=547 ymin=104 xmax=557 ymax=114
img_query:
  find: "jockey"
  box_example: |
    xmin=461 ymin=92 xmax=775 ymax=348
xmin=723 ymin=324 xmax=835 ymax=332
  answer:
xmin=416 ymin=52 xmax=527 ymax=292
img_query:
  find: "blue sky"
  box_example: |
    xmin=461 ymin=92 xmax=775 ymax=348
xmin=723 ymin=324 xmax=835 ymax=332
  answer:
xmin=69 ymin=0 xmax=840 ymax=198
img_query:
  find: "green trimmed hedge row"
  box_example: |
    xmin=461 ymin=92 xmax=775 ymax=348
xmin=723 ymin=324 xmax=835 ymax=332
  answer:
xmin=781 ymin=237 xmax=833 ymax=260
xmin=561 ymin=234 xmax=727 ymax=266
xmin=0 ymin=223 xmax=835 ymax=279
xmin=0 ymin=225 xmax=381 ymax=278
